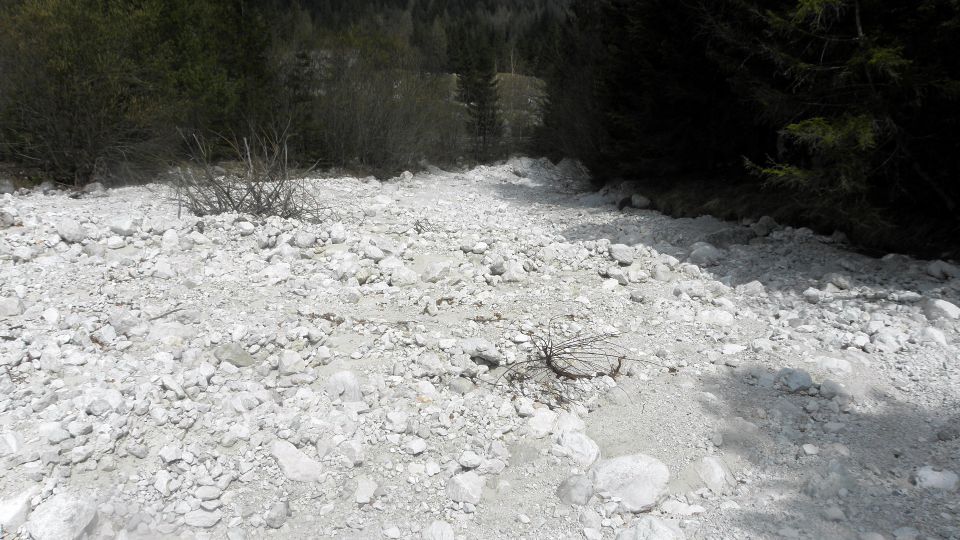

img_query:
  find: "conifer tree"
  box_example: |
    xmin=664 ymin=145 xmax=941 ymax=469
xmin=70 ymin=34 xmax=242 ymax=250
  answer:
xmin=455 ymin=40 xmax=503 ymax=161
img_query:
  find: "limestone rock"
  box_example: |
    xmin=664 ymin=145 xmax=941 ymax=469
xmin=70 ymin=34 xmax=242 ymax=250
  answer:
xmin=447 ymin=471 xmax=485 ymax=504
xmin=590 ymin=454 xmax=670 ymax=513
xmin=271 ymin=439 xmax=324 ymax=482
xmin=25 ymin=491 xmax=98 ymax=540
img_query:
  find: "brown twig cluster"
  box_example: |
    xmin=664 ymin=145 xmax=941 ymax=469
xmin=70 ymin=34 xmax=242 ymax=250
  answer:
xmin=492 ymin=318 xmax=650 ymax=406
xmin=174 ymin=125 xmax=326 ymax=221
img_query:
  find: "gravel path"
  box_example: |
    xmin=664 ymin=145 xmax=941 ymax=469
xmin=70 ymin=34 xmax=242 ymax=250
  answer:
xmin=1 ymin=158 xmax=958 ymax=540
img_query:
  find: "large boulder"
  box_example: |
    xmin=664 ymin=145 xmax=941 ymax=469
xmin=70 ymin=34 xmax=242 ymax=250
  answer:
xmin=923 ymin=299 xmax=960 ymax=321
xmin=590 ymin=454 xmax=670 ymax=513
xmin=25 ymin=491 xmax=98 ymax=540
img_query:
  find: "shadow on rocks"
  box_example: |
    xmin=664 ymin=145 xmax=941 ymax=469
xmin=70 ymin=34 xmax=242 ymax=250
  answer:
xmin=694 ymin=367 xmax=960 ymax=540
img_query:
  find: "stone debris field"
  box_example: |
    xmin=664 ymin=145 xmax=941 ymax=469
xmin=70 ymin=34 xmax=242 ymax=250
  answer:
xmin=0 ymin=159 xmax=958 ymax=540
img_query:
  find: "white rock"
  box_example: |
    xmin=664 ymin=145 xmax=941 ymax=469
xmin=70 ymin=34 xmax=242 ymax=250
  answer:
xmin=105 ymin=235 xmax=125 ymax=249
xmin=355 ymin=476 xmax=378 ymax=504
xmin=326 ymin=371 xmax=363 ymax=402
xmin=184 ymin=509 xmax=222 ymax=528
xmin=447 ymin=471 xmax=485 ymax=504
xmin=195 ymin=486 xmax=222 ymax=501
xmin=616 ymin=516 xmax=685 ymax=540
xmin=609 ymin=244 xmax=635 ymax=266
xmin=559 ymin=431 xmax=601 ymax=467
xmin=0 ymin=296 xmax=24 ymax=318
xmin=161 ymin=229 xmax=179 ymax=250
xmin=919 ymin=326 xmax=947 ymax=346
xmin=237 ymin=222 xmax=255 ymax=236
xmin=404 ymin=438 xmax=428 ymax=455
xmin=590 ymin=454 xmax=670 ymax=513
xmin=154 ymin=470 xmax=172 ymax=496
xmin=0 ymin=487 xmax=37 ymax=531
xmin=25 ymin=491 xmax=98 ymax=540
xmin=293 ymin=231 xmax=316 ymax=248
xmin=698 ymin=310 xmax=733 ymax=326
xmin=329 ymin=223 xmax=347 ymax=244
xmin=460 ymin=337 xmax=503 ymax=365
xmin=421 ymin=520 xmax=455 ymax=540
xmin=56 ymin=219 xmax=86 ymax=243
xmin=271 ymin=439 xmax=324 ymax=482
xmin=109 ymin=217 xmax=140 ymax=236
xmin=278 ymin=349 xmax=305 ymax=375
xmin=923 ymin=298 xmax=960 ymax=320
xmin=457 ymin=450 xmax=483 ymax=469
xmin=528 ymin=408 xmax=559 ymax=438
xmin=158 ymin=445 xmax=182 ymax=463
xmin=501 ymin=260 xmax=527 ymax=282
xmin=913 ymin=466 xmax=958 ymax=490
xmin=390 ymin=265 xmax=420 ymax=286
xmin=692 ymin=456 xmax=734 ymax=494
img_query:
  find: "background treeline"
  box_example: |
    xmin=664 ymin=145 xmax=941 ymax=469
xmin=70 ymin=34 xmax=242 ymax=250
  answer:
xmin=0 ymin=0 xmax=566 ymax=183
xmin=2 ymin=0 xmax=959 ymax=256
xmin=539 ymin=0 xmax=960 ymax=256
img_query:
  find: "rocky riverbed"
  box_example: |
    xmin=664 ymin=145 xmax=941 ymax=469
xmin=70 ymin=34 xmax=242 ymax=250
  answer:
xmin=1 ymin=159 xmax=958 ymax=540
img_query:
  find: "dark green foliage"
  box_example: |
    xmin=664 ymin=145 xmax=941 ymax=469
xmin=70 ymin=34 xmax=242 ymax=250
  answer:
xmin=454 ymin=35 xmax=503 ymax=161
xmin=540 ymin=0 xmax=960 ymax=255
xmin=0 ymin=0 xmax=278 ymax=184
xmin=0 ymin=0 xmax=566 ymax=182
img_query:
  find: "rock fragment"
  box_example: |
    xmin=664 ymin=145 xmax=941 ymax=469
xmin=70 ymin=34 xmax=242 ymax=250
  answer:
xmin=447 ymin=471 xmax=485 ymax=504
xmin=271 ymin=439 xmax=324 ymax=482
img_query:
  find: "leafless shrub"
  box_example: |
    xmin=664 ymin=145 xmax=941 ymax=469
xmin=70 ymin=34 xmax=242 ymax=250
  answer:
xmin=174 ymin=125 xmax=325 ymax=220
xmin=493 ymin=317 xmax=667 ymax=406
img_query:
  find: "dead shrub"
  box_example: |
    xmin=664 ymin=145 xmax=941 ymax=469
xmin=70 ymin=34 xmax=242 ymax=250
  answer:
xmin=174 ymin=126 xmax=324 ymax=220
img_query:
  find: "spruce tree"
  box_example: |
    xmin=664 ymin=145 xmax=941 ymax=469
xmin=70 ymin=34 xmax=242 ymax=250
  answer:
xmin=455 ymin=42 xmax=503 ymax=161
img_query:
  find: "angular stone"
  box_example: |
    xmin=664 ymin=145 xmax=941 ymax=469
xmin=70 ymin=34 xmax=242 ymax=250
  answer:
xmin=270 ymin=439 xmax=324 ymax=482
xmin=278 ymin=349 xmax=305 ymax=375
xmin=25 ymin=491 xmax=98 ymax=540
xmin=460 ymin=337 xmax=502 ymax=366
xmin=355 ymin=476 xmax=378 ymax=504
xmin=214 ymin=343 xmax=255 ymax=367
xmin=184 ymin=510 xmax=221 ymax=528
xmin=0 ymin=487 xmax=37 ymax=531
xmin=609 ymin=244 xmax=635 ymax=266
xmin=447 ymin=471 xmax=485 ymax=504
xmin=0 ymin=297 xmax=24 ymax=318
xmin=559 ymin=431 xmax=601 ymax=467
